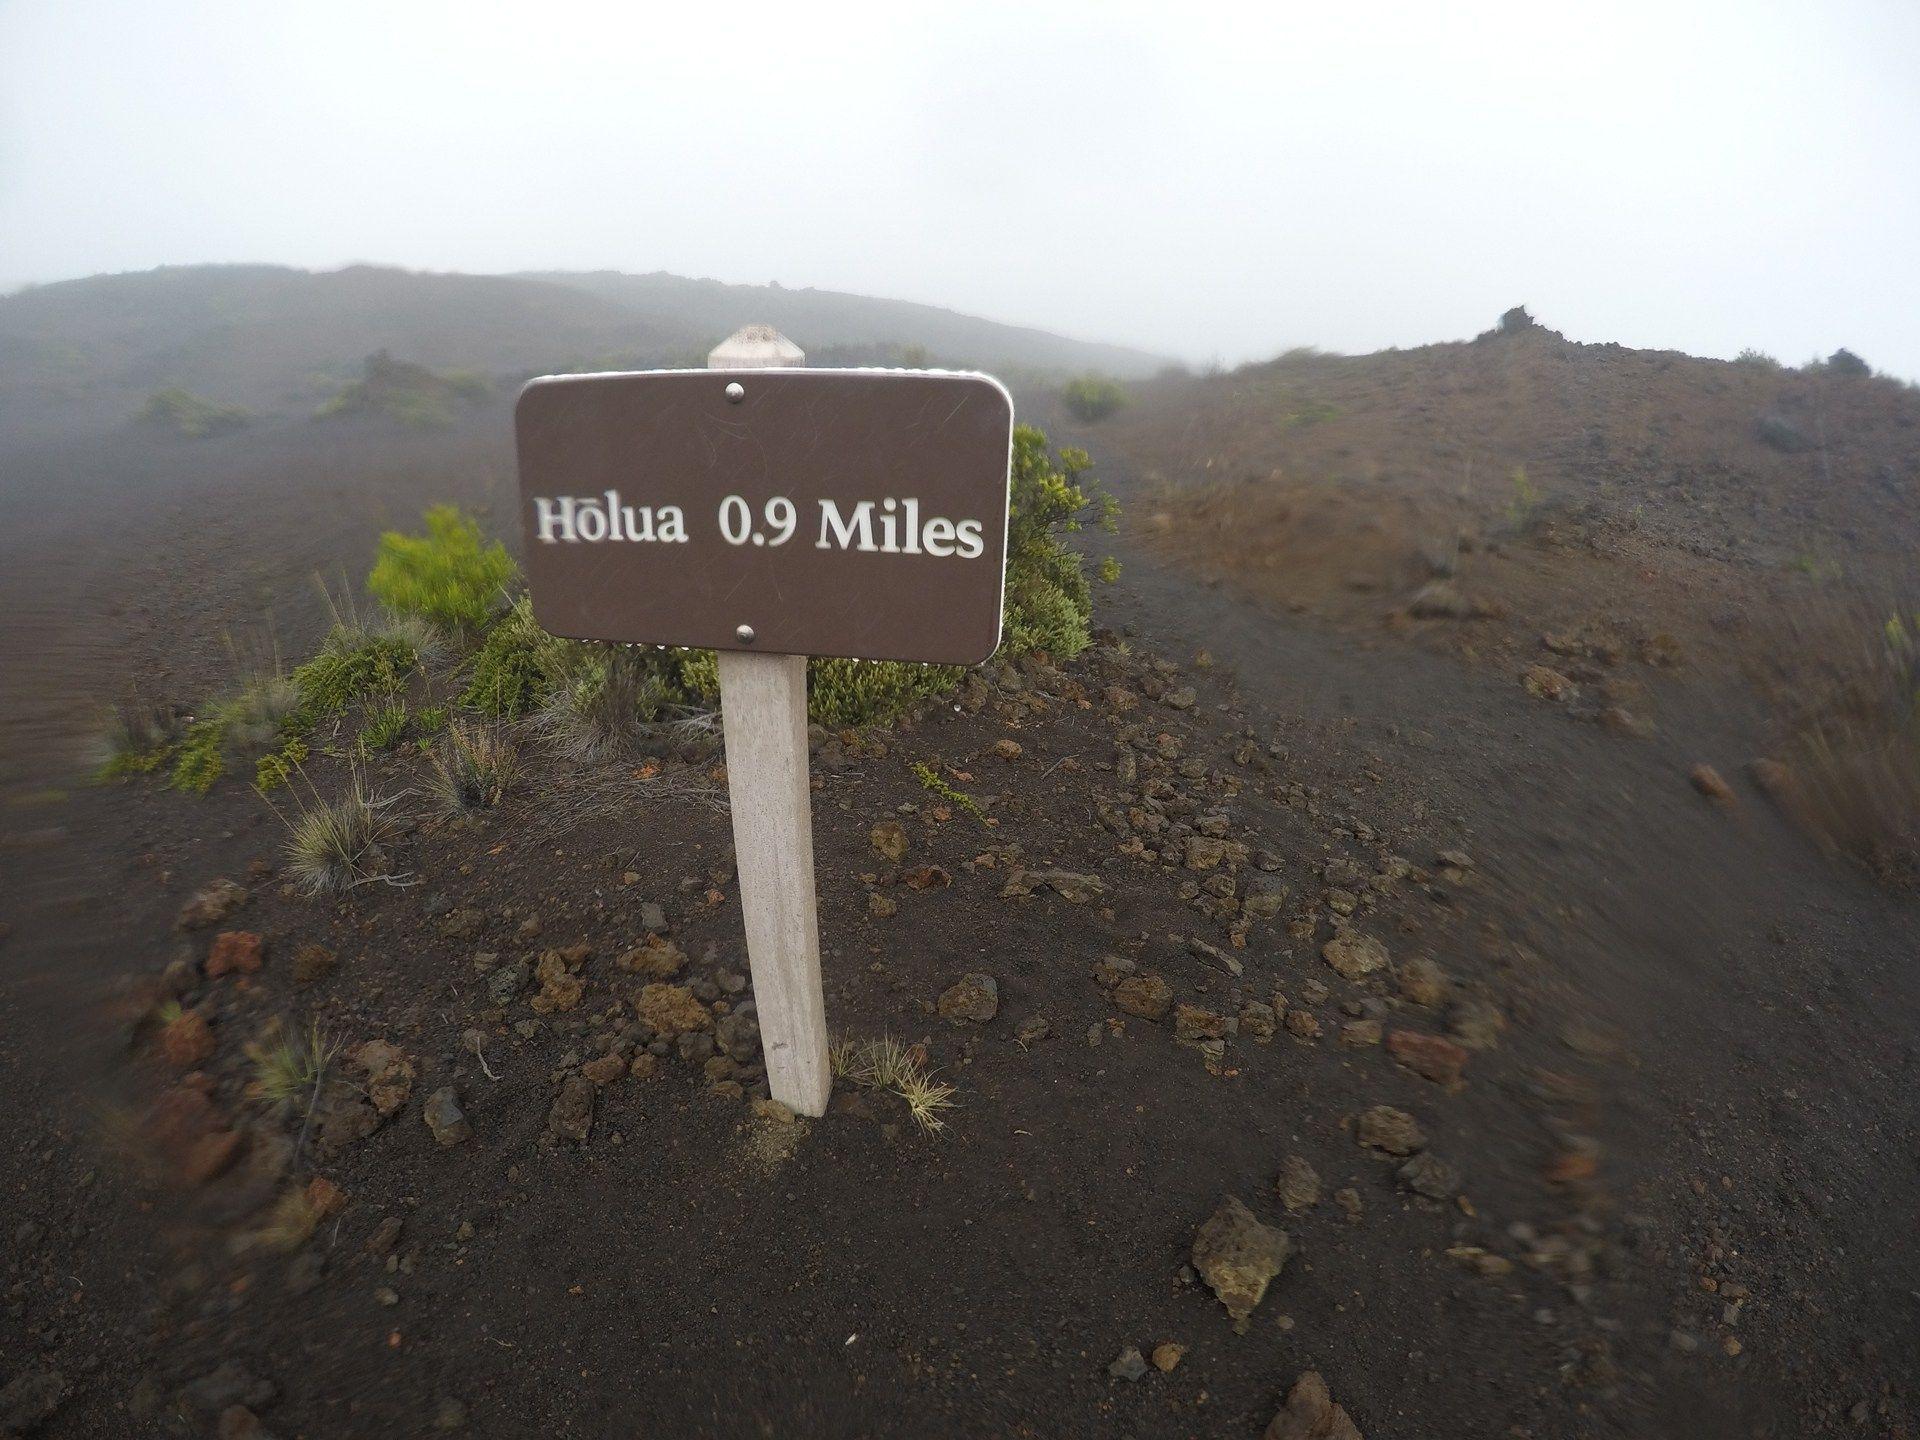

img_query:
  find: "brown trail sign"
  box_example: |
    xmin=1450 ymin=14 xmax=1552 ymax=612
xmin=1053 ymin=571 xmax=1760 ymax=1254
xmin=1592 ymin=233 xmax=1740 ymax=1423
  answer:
xmin=514 ymin=327 xmax=1014 ymax=1114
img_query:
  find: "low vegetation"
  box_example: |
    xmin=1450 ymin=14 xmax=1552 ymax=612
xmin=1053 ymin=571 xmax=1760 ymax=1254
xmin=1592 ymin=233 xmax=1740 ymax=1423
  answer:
xmin=276 ymin=771 xmax=401 ymax=894
xmin=830 ymin=1035 xmax=959 ymax=1134
xmin=102 ymin=423 xmax=1114 ymax=802
xmin=315 ymin=351 xmax=490 ymax=429
xmin=1755 ymin=590 xmax=1920 ymax=885
xmin=138 ymin=386 xmax=250 ymax=438
xmin=426 ymin=718 xmax=517 ymax=814
xmin=1060 ymin=373 xmax=1128 ymax=422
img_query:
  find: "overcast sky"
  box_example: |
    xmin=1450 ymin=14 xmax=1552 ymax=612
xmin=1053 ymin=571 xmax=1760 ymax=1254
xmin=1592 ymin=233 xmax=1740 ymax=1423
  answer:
xmin=2 ymin=0 xmax=1917 ymax=375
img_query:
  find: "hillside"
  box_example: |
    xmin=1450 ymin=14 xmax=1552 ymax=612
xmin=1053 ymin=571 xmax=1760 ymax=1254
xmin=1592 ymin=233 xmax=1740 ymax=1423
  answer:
xmin=0 ymin=264 xmax=1163 ymax=431
xmin=1083 ymin=316 xmax=1920 ymax=673
xmin=520 ymin=269 xmax=1165 ymax=379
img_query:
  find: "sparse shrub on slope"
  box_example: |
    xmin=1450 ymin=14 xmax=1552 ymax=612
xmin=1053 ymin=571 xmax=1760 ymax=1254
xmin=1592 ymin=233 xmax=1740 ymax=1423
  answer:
xmin=368 ymin=505 xmax=517 ymax=631
xmin=1825 ymin=348 xmax=1871 ymax=378
xmin=315 ymin=351 xmax=489 ymax=429
xmin=1756 ymin=590 xmax=1920 ymax=885
xmin=1061 ymin=373 xmax=1128 ymax=422
xmin=138 ymin=387 xmax=250 ymax=437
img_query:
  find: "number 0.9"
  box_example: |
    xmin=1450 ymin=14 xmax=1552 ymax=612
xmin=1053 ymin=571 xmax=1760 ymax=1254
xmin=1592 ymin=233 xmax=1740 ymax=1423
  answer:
xmin=719 ymin=495 xmax=797 ymax=546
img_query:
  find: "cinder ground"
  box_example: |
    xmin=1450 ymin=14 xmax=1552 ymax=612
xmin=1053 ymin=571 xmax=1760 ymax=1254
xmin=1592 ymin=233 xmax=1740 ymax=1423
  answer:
xmin=2 ymin=337 xmax=1917 ymax=1438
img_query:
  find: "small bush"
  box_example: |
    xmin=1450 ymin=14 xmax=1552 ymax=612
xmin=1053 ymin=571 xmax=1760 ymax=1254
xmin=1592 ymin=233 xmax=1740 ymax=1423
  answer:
xmin=460 ymin=595 xmax=553 ymax=717
xmin=254 ymin=735 xmax=310 ymax=793
xmin=315 ymin=351 xmax=487 ymax=429
xmin=1755 ymin=591 xmax=1920 ymax=884
xmin=1826 ymin=348 xmax=1871 ymax=378
xmin=426 ymin=718 xmax=517 ymax=813
xmin=1735 ymin=348 xmax=1782 ymax=370
xmin=1061 ymin=374 xmax=1128 ymax=422
xmin=292 ymin=628 xmax=417 ymax=719
xmin=139 ymin=387 xmax=249 ymax=437
xmin=367 ymin=506 xmax=517 ymax=630
xmin=808 ymin=658 xmax=962 ymax=729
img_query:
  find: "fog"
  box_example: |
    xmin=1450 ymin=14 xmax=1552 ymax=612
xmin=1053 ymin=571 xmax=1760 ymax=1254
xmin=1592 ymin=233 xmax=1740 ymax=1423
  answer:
xmin=2 ymin=0 xmax=1917 ymax=375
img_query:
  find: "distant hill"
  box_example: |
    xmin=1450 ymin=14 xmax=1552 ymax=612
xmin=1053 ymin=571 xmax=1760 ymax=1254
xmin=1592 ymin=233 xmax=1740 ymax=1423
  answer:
xmin=1086 ymin=313 xmax=1920 ymax=672
xmin=0 ymin=263 xmax=1164 ymax=430
xmin=518 ymin=270 xmax=1163 ymax=380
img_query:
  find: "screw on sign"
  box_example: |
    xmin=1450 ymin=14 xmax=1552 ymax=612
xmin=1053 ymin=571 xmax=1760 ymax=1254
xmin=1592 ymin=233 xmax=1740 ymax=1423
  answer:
xmin=514 ymin=326 xmax=1014 ymax=1115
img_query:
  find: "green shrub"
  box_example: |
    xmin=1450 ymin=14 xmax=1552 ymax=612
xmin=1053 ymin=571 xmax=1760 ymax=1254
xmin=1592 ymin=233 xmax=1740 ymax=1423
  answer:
xmin=254 ymin=735 xmax=310 ymax=793
xmin=368 ymin=506 xmax=517 ymax=630
xmin=292 ymin=628 xmax=417 ymax=720
xmin=139 ymin=387 xmax=249 ymax=438
xmin=169 ymin=719 xmax=228 ymax=794
xmin=460 ymin=595 xmax=554 ymax=717
xmin=808 ymin=658 xmax=963 ymax=728
xmin=1060 ymin=374 xmax=1128 ymax=422
xmin=96 ymin=695 xmax=187 ymax=779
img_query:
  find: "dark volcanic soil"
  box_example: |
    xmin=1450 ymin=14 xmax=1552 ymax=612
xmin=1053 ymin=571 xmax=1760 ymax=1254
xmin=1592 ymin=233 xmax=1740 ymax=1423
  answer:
xmin=2 ymin=403 xmax=1917 ymax=1440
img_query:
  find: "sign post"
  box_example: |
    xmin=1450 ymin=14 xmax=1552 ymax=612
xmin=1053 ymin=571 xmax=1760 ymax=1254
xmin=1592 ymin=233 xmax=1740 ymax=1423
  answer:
xmin=706 ymin=327 xmax=825 ymax=1116
xmin=514 ymin=326 xmax=1013 ymax=1118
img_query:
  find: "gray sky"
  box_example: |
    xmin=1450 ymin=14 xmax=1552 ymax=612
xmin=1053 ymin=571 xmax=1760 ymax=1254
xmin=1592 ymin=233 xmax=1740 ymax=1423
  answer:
xmin=3 ymin=0 xmax=1917 ymax=375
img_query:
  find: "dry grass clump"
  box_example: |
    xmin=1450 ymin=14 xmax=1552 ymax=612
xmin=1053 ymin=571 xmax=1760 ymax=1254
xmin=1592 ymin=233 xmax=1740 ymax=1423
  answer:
xmin=246 ymin=1019 xmax=338 ymax=1108
xmin=426 ymin=717 xmax=517 ymax=813
xmin=270 ymin=769 xmax=402 ymax=894
xmin=830 ymin=1035 xmax=958 ymax=1134
xmin=1754 ymin=588 xmax=1920 ymax=885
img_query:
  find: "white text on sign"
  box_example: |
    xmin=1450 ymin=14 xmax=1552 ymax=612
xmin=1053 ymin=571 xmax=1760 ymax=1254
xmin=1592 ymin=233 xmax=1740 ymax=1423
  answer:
xmin=535 ymin=490 xmax=988 ymax=559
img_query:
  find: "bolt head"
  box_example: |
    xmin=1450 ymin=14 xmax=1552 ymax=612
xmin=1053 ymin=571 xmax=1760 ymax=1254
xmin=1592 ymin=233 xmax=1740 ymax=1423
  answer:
xmin=735 ymin=624 xmax=756 ymax=644
xmin=724 ymin=381 xmax=745 ymax=403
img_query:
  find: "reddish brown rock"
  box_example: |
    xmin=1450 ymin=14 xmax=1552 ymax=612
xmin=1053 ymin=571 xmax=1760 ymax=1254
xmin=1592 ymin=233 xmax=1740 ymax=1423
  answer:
xmin=290 ymin=942 xmax=337 ymax=984
xmin=902 ymin=864 xmax=953 ymax=891
xmin=1386 ymin=1029 xmax=1470 ymax=1086
xmin=161 ymin=1012 xmax=215 ymax=1068
xmin=581 ymin=1052 xmax=628 ymax=1086
xmin=205 ymin=931 xmax=265 ymax=979
xmin=635 ymin=983 xmax=711 ymax=1039
xmin=1689 ymin=763 xmax=1735 ymax=802
xmin=615 ymin=936 xmax=686 ymax=979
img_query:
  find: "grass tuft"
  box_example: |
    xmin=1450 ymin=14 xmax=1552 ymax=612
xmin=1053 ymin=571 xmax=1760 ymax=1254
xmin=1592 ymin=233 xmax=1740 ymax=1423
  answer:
xmin=830 ymin=1035 xmax=959 ymax=1136
xmin=246 ymin=1019 xmax=339 ymax=1107
xmin=273 ymin=769 xmax=401 ymax=895
xmin=426 ymin=717 xmax=517 ymax=813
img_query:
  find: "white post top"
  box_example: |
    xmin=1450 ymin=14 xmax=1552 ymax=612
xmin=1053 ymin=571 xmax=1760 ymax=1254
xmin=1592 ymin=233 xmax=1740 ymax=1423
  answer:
xmin=708 ymin=325 xmax=806 ymax=370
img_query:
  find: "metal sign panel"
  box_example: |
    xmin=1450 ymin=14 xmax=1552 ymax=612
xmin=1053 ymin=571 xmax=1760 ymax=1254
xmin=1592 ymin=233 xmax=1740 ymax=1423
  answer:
xmin=515 ymin=369 xmax=1013 ymax=666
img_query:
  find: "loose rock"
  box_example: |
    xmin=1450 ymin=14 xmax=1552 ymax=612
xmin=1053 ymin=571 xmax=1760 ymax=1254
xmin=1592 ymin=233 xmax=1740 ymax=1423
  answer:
xmin=1264 ymin=1371 xmax=1362 ymax=1440
xmin=1276 ymin=1155 xmax=1321 ymax=1213
xmin=1355 ymin=1105 xmax=1425 ymax=1155
xmin=937 ymin=973 xmax=999 ymax=1023
xmin=1321 ymin=932 xmax=1388 ymax=981
xmin=1191 ymin=1195 xmax=1291 ymax=1330
xmin=1112 ymin=973 xmax=1172 ymax=1021
xmin=422 ymin=1087 xmax=472 ymax=1146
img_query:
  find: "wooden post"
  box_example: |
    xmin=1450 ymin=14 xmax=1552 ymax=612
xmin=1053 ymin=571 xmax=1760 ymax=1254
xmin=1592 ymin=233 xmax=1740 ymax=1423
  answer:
xmin=708 ymin=327 xmax=830 ymax=1116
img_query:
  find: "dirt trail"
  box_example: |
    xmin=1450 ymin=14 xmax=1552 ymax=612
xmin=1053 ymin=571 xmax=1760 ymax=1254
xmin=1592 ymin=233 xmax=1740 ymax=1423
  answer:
xmin=1080 ymin=438 xmax=1920 ymax=1431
